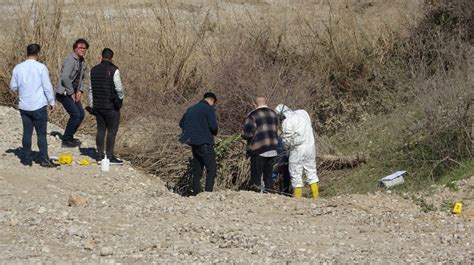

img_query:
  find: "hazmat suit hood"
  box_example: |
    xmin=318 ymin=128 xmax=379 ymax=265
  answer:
xmin=275 ymin=104 xmax=296 ymax=121
xmin=275 ymin=104 xmax=314 ymax=148
xmin=275 ymin=104 xmax=292 ymax=116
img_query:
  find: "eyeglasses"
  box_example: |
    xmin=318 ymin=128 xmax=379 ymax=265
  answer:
xmin=76 ymin=46 xmax=88 ymax=50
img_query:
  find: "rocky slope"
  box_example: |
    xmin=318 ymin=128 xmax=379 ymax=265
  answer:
xmin=0 ymin=106 xmax=473 ymax=263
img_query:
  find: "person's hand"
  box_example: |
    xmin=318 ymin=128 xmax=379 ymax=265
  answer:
xmin=75 ymin=91 xmax=81 ymax=102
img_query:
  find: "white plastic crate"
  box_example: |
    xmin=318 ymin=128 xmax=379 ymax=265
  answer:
xmin=379 ymin=171 xmax=406 ymax=188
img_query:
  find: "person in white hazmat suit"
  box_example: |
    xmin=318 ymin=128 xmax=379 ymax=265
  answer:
xmin=275 ymin=104 xmax=319 ymax=199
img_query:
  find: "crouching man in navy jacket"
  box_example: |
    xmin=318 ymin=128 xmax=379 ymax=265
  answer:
xmin=179 ymin=92 xmax=218 ymax=195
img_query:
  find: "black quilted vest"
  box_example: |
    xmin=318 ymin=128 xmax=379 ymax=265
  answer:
xmin=90 ymin=60 xmax=118 ymax=110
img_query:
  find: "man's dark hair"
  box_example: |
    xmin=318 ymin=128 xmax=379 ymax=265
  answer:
xmin=26 ymin=44 xmax=41 ymax=56
xmin=203 ymin=92 xmax=217 ymax=102
xmin=73 ymin=38 xmax=89 ymax=49
xmin=101 ymin=48 xmax=114 ymax=60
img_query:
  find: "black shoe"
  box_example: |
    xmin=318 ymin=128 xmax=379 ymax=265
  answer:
xmin=39 ymin=158 xmax=59 ymax=168
xmin=95 ymin=154 xmax=105 ymax=164
xmin=72 ymin=138 xmax=82 ymax=145
xmin=20 ymin=157 xmax=33 ymax=167
xmin=62 ymin=140 xmax=78 ymax=148
xmin=109 ymin=157 xmax=123 ymax=165
xmin=248 ymin=184 xmax=263 ymax=193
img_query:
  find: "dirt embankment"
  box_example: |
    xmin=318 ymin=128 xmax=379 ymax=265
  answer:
xmin=0 ymin=106 xmax=473 ymax=263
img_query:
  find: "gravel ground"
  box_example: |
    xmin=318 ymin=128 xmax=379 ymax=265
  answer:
xmin=0 ymin=106 xmax=473 ymax=263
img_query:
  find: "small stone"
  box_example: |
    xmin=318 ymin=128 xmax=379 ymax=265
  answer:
xmin=160 ymin=242 xmax=172 ymax=248
xmin=9 ymin=219 xmax=19 ymax=226
xmin=67 ymin=225 xmax=80 ymax=236
xmin=38 ymin=206 xmax=46 ymax=214
xmin=132 ymin=254 xmax=144 ymax=259
xmin=84 ymin=240 xmax=96 ymax=250
xmin=30 ymin=217 xmax=42 ymax=226
xmin=67 ymin=225 xmax=88 ymax=238
xmin=100 ymin=247 xmax=114 ymax=256
xmin=68 ymin=194 xmax=88 ymax=207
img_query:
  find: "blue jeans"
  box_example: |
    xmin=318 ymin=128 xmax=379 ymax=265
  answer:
xmin=191 ymin=144 xmax=216 ymax=195
xmin=56 ymin=94 xmax=84 ymax=141
xmin=20 ymin=106 xmax=49 ymax=159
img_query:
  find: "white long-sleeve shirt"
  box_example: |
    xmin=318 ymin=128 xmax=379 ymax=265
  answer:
xmin=10 ymin=59 xmax=55 ymax=111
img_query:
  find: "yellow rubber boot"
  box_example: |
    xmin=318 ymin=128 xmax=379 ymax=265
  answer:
xmin=310 ymin=183 xmax=319 ymax=200
xmin=293 ymin=187 xmax=303 ymax=198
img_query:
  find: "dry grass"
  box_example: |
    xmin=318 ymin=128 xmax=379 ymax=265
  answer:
xmin=0 ymin=0 xmax=470 ymax=195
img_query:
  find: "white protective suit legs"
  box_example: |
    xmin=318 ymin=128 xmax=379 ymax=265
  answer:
xmin=288 ymin=143 xmax=319 ymax=188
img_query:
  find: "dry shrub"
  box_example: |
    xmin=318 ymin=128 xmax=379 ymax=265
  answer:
xmin=209 ymin=26 xmax=316 ymax=133
xmin=337 ymin=0 xmax=474 ymax=184
xmin=393 ymin=0 xmax=473 ymax=168
xmin=0 ymin=1 xmax=65 ymax=107
xmin=0 ymin=0 xmax=210 ymax=125
xmin=5 ymin=0 xmax=465 ymax=193
xmin=166 ymin=135 xmax=252 ymax=196
xmin=119 ymin=130 xmax=250 ymax=196
xmin=0 ymin=0 xmax=96 ymax=131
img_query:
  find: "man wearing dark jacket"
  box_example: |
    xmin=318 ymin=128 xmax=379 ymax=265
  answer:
xmin=179 ymin=92 xmax=218 ymax=195
xmin=88 ymin=48 xmax=124 ymax=165
xmin=241 ymin=96 xmax=279 ymax=191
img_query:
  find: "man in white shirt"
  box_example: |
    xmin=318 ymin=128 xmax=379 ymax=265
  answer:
xmin=10 ymin=44 xmax=57 ymax=167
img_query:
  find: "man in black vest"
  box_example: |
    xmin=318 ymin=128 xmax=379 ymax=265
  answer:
xmin=88 ymin=48 xmax=124 ymax=165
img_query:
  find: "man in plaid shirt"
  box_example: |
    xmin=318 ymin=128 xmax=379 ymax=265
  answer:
xmin=241 ymin=96 xmax=279 ymax=191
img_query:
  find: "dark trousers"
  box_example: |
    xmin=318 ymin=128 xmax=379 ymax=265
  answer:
xmin=250 ymin=155 xmax=275 ymax=190
xmin=95 ymin=109 xmax=120 ymax=157
xmin=20 ymin=106 xmax=49 ymax=159
xmin=276 ymin=156 xmax=291 ymax=194
xmin=56 ymin=94 xmax=84 ymax=141
xmin=191 ymin=144 xmax=216 ymax=195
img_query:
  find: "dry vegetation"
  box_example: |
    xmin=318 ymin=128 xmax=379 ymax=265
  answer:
xmin=0 ymin=0 xmax=471 ymax=195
